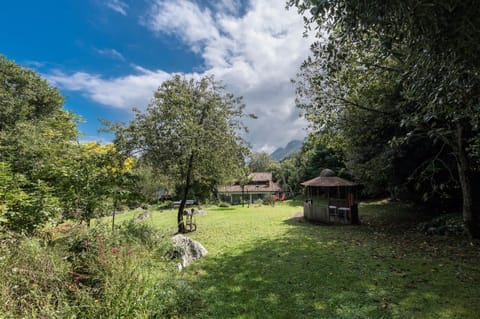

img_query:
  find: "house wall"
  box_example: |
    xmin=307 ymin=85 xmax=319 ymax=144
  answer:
xmin=219 ymin=192 xmax=275 ymax=204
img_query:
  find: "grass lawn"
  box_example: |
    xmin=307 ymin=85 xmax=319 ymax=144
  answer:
xmin=116 ymin=200 xmax=480 ymax=318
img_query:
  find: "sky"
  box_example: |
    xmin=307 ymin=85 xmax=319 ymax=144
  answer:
xmin=0 ymin=0 xmax=312 ymax=152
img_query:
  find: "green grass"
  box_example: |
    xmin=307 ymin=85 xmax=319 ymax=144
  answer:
xmin=104 ymin=200 xmax=480 ymax=318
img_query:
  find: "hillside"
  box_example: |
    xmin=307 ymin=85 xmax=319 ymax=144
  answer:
xmin=270 ymin=139 xmax=302 ymax=161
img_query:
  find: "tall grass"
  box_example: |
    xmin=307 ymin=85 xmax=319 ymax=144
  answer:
xmin=0 ymin=220 xmax=201 ymax=318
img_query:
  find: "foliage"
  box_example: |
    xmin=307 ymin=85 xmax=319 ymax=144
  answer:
xmin=0 ymin=237 xmax=71 ymax=319
xmin=57 ymin=142 xmax=137 ymax=226
xmin=417 ymin=214 xmax=468 ymax=237
xmin=263 ymin=194 xmax=275 ymax=206
xmin=0 ymin=220 xmax=201 ymax=318
xmin=0 ymin=56 xmax=80 ymax=233
xmin=132 ymin=162 xmax=174 ymax=203
xmin=0 ymin=162 xmax=60 ymax=233
xmin=217 ymin=201 xmax=231 ymax=208
xmin=254 ymin=198 xmax=264 ymax=207
xmin=248 ymin=152 xmax=274 ymax=172
xmin=270 ymin=134 xmax=346 ymax=195
xmin=288 ymin=0 xmax=480 ymax=235
xmin=116 ymin=219 xmax=165 ymax=249
xmin=0 ymin=55 xmax=64 ymax=131
xmin=109 ymin=75 xmax=251 ymax=233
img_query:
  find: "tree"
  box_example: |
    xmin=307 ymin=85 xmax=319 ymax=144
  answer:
xmin=0 ymin=55 xmax=64 ymax=131
xmin=288 ymin=0 xmax=480 ymax=237
xmin=248 ymin=152 xmax=274 ymax=172
xmin=57 ymin=142 xmax=136 ymax=227
xmin=110 ymin=75 xmax=250 ymax=233
xmin=270 ymin=134 xmax=346 ymax=196
xmin=133 ymin=162 xmax=174 ymax=204
xmin=0 ymin=56 xmax=79 ymax=233
xmin=0 ymin=162 xmax=59 ymax=233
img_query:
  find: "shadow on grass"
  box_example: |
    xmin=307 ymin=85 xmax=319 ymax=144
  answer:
xmin=208 ymin=207 xmax=237 ymax=212
xmin=188 ymin=217 xmax=480 ymax=318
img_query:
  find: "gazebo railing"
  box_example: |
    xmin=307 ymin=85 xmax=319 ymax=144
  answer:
xmin=328 ymin=198 xmax=348 ymax=208
xmin=304 ymin=198 xmax=353 ymax=223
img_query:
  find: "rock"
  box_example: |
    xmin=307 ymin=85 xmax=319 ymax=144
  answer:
xmin=171 ymin=234 xmax=208 ymax=270
xmin=135 ymin=212 xmax=151 ymax=221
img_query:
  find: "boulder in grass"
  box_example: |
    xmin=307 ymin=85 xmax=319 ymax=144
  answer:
xmin=171 ymin=234 xmax=208 ymax=270
xmin=135 ymin=212 xmax=151 ymax=221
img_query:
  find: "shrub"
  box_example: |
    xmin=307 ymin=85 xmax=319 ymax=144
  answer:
xmin=0 ymin=221 xmax=199 ymax=318
xmin=116 ymin=219 xmax=164 ymax=249
xmin=0 ymin=163 xmax=60 ymax=234
xmin=417 ymin=213 xmax=467 ymax=236
xmin=157 ymin=200 xmax=172 ymax=209
xmin=264 ymin=194 xmax=275 ymax=206
xmin=218 ymin=201 xmax=231 ymax=208
xmin=0 ymin=237 xmax=71 ymax=318
xmin=254 ymin=198 xmax=264 ymax=207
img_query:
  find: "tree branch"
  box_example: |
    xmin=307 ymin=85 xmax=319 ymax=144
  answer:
xmin=334 ymin=96 xmax=394 ymax=115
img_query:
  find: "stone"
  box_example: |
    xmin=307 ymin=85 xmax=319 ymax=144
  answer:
xmin=171 ymin=234 xmax=208 ymax=270
xmin=134 ymin=212 xmax=151 ymax=221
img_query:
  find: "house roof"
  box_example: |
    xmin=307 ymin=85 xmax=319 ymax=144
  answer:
xmin=218 ymin=172 xmax=282 ymax=193
xmin=300 ymin=169 xmax=358 ymax=187
xmin=218 ymin=182 xmax=282 ymax=193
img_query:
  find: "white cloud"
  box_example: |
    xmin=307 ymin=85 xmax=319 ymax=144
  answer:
xmin=49 ymin=0 xmax=312 ymax=152
xmin=95 ymin=48 xmax=126 ymax=61
xmin=213 ymin=0 xmax=241 ymax=15
xmin=106 ymin=0 xmax=128 ymax=16
xmin=47 ymin=67 xmax=171 ymax=109
xmin=142 ymin=0 xmax=219 ymax=53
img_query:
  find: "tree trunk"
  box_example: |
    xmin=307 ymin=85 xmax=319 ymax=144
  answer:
xmin=241 ymin=185 xmax=245 ymax=207
xmin=456 ymin=123 xmax=480 ymax=238
xmin=112 ymin=196 xmax=117 ymax=233
xmin=177 ymin=153 xmax=195 ymax=234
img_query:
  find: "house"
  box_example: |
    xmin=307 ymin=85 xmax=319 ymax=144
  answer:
xmin=218 ymin=172 xmax=283 ymax=204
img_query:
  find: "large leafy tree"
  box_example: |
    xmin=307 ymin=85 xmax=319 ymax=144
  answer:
xmin=57 ymin=142 xmax=136 ymax=227
xmin=110 ymin=75 xmax=250 ymax=233
xmin=288 ymin=0 xmax=480 ymax=236
xmin=0 ymin=56 xmax=79 ymax=233
xmin=248 ymin=152 xmax=274 ymax=172
xmin=0 ymin=55 xmax=64 ymax=131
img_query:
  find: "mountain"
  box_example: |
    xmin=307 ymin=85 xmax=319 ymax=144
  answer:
xmin=270 ymin=139 xmax=303 ymax=161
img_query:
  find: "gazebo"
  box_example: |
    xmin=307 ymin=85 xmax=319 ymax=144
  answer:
xmin=301 ymin=169 xmax=360 ymax=224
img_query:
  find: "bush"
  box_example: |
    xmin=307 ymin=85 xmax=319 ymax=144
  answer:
xmin=0 ymin=237 xmax=71 ymax=318
xmin=157 ymin=200 xmax=172 ymax=209
xmin=0 ymin=221 xmax=202 ymax=318
xmin=116 ymin=219 xmax=164 ymax=249
xmin=218 ymin=201 xmax=231 ymax=208
xmin=0 ymin=163 xmax=60 ymax=234
xmin=254 ymin=198 xmax=264 ymax=207
xmin=264 ymin=194 xmax=275 ymax=206
xmin=417 ymin=213 xmax=467 ymax=236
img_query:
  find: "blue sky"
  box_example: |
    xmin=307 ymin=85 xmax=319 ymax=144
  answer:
xmin=0 ymin=0 xmax=311 ymax=152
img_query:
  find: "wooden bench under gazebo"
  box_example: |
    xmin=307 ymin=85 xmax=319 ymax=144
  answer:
xmin=301 ymin=169 xmax=360 ymax=224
